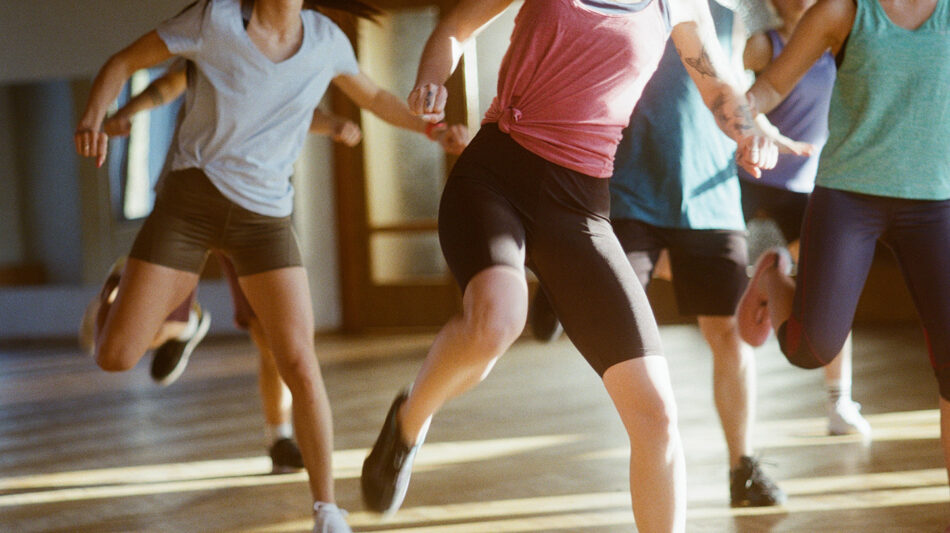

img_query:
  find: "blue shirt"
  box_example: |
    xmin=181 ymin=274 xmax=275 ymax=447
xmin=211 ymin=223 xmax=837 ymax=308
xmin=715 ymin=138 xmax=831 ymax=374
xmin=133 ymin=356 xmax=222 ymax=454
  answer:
xmin=609 ymin=1 xmax=743 ymax=230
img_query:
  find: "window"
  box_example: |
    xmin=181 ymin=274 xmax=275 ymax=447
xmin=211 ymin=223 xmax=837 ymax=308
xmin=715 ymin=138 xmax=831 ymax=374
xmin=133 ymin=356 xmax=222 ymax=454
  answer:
xmin=107 ymin=66 xmax=182 ymax=221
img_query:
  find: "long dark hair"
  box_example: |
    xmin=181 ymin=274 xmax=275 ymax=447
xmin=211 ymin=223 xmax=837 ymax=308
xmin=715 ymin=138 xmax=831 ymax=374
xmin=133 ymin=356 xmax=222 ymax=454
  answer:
xmin=303 ymin=0 xmax=381 ymax=21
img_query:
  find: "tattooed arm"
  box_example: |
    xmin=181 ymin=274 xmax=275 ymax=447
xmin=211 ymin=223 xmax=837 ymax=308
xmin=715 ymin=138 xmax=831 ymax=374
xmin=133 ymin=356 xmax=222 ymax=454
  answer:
xmin=668 ymin=0 xmax=756 ymax=141
xmin=748 ymin=0 xmax=855 ymax=114
xmin=102 ymin=60 xmax=187 ymax=137
xmin=666 ymin=0 xmax=813 ymax=175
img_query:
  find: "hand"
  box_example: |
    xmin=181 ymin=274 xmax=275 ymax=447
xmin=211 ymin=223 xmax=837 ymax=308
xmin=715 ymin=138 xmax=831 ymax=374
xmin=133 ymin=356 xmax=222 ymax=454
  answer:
xmin=102 ymin=115 xmax=132 ymax=137
xmin=737 ymin=116 xmax=816 ymax=178
xmin=754 ymin=114 xmax=816 ymax=158
xmin=436 ymin=124 xmax=469 ymax=155
xmin=332 ymin=120 xmax=362 ymax=147
xmin=736 ymin=134 xmax=778 ymax=179
xmin=74 ymin=127 xmax=109 ymax=168
xmin=408 ymin=82 xmax=447 ymax=123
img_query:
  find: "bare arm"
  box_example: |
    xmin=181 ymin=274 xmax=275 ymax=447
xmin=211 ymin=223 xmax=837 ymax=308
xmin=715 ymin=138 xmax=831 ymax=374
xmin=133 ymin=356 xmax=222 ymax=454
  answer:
xmin=668 ymin=0 xmax=814 ymax=176
xmin=747 ymin=0 xmax=854 ymax=114
xmin=409 ymin=0 xmax=514 ymax=120
xmin=103 ymin=62 xmax=186 ymax=137
xmin=332 ymin=70 xmax=469 ymax=154
xmin=75 ymin=30 xmax=174 ymax=167
xmin=308 ymin=108 xmax=362 ymax=147
xmin=743 ymin=32 xmax=774 ymax=74
xmin=670 ymin=1 xmax=756 ymax=143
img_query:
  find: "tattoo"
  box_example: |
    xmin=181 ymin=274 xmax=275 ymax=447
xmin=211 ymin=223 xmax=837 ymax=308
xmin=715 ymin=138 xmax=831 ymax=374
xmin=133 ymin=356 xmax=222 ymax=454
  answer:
xmin=146 ymin=84 xmax=165 ymax=106
xmin=681 ymin=47 xmax=717 ymax=79
xmin=711 ymin=93 xmax=755 ymax=137
xmin=711 ymin=93 xmax=730 ymax=127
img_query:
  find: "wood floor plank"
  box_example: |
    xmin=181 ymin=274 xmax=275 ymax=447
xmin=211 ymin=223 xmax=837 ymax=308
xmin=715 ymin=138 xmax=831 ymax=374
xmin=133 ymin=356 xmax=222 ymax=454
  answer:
xmin=0 ymin=324 xmax=946 ymax=532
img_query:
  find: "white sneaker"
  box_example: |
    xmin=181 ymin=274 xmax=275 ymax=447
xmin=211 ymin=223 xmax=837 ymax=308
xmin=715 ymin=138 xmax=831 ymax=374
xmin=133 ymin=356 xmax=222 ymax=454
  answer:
xmin=827 ymin=399 xmax=871 ymax=437
xmin=313 ymin=502 xmax=351 ymax=533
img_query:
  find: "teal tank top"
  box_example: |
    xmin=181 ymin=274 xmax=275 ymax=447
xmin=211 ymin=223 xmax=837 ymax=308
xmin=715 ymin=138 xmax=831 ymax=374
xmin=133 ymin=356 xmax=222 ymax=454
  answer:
xmin=610 ymin=1 xmax=742 ymax=230
xmin=816 ymin=0 xmax=950 ymax=200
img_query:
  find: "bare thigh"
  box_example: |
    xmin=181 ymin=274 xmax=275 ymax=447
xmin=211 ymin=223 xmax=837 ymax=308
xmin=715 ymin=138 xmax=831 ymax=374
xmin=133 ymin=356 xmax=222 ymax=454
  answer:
xmin=97 ymin=258 xmax=200 ymax=370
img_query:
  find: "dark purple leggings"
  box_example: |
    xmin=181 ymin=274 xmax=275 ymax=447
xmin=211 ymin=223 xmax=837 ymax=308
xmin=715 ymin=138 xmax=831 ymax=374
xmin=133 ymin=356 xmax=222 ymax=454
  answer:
xmin=778 ymin=186 xmax=950 ymax=399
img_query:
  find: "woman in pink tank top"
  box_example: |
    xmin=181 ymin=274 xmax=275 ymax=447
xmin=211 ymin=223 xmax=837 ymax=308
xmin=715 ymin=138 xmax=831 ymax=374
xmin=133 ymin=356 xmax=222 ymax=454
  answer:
xmin=360 ymin=1 xmax=811 ymax=530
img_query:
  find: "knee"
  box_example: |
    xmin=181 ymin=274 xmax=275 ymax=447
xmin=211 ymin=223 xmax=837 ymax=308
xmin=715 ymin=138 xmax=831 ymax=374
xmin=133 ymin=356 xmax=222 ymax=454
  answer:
xmin=95 ymin=339 xmax=138 ymax=372
xmin=622 ymin=388 xmax=678 ymax=443
xmin=464 ymin=298 xmax=526 ymax=354
xmin=698 ymin=316 xmax=742 ymax=352
xmin=777 ymin=320 xmax=835 ymax=369
xmin=269 ymin=336 xmax=318 ymax=389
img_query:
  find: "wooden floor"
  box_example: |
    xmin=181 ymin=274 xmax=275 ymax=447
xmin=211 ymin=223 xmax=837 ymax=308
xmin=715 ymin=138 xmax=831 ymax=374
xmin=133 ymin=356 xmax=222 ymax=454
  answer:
xmin=1 ymin=323 xmax=947 ymax=532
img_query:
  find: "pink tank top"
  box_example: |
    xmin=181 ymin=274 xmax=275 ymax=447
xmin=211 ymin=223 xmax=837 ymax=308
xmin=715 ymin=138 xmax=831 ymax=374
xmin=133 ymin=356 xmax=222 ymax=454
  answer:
xmin=483 ymin=0 xmax=671 ymax=177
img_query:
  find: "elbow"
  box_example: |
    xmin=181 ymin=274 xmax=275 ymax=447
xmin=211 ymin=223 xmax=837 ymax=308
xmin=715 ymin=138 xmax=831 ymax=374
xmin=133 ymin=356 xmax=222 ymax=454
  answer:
xmin=103 ymin=53 xmax=136 ymax=81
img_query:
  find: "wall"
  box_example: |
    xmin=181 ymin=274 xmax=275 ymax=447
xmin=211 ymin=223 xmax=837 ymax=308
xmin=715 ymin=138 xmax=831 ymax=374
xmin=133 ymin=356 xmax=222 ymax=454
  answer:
xmin=0 ymin=1 xmax=343 ymax=339
xmin=0 ymin=87 xmax=24 ymax=265
xmin=0 ymin=1 xmax=193 ymax=84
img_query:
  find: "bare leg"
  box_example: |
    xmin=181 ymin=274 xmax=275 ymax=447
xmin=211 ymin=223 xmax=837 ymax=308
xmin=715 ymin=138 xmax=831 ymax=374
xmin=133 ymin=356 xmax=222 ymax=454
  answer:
xmin=249 ymin=318 xmax=293 ymax=428
xmin=823 ymin=335 xmax=849 ymax=382
xmin=399 ymin=266 xmax=528 ymax=444
xmin=603 ymin=356 xmax=686 ymax=533
xmin=96 ymin=258 xmax=199 ymax=372
xmin=239 ymin=267 xmax=334 ymax=503
xmin=698 ymin=315 xmax=754 ymax=467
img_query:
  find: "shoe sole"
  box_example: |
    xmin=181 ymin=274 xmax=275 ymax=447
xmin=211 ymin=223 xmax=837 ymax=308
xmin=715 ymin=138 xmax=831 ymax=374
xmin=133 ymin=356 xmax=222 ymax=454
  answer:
xmin=737 ymin=248 xmax=791 ymax=347
xmin=155 ymin=310 xmax=211 ymax=387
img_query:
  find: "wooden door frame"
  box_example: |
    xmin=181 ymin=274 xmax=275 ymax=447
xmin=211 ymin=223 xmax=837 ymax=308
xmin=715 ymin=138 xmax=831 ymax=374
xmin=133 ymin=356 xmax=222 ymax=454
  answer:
xmin=331 ymin=1 xmax=477 ymax=332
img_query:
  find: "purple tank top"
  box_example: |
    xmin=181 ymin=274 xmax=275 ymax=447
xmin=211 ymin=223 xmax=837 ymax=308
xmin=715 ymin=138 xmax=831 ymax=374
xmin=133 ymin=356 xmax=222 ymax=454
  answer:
xmin=739 ymin=30 xmax=836 ymax=193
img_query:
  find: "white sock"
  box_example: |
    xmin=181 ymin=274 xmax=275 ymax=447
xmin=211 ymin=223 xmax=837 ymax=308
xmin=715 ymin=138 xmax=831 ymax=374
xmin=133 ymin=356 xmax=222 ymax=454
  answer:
xmin=266 ymin=422 xmax=293 ymax=445
xmin=175 ymin=308 xmax=199 ymax=341
xmin=826 ymin=380 xmax=852 ymax=405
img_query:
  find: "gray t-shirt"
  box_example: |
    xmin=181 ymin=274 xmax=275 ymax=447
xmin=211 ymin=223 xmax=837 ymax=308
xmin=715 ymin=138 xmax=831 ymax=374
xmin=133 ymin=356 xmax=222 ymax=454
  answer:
xmin=157 ymin=0 xmax=359 ymax=216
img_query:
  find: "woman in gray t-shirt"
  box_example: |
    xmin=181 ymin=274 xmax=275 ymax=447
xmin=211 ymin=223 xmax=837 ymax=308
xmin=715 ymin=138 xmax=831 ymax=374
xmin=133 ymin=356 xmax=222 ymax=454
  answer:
xmin=73 ymin=2 xmax=465 ymax=532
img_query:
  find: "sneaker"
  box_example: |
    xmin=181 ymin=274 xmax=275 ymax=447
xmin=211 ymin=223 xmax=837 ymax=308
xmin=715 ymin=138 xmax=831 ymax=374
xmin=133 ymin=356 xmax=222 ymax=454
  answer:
xmin=529 ymin=289 xmax=563 ymax=342
xmin=827 ymin=399 xmax=871 ymax=437
xmin=313 ymin=502 xmax=351 ymax=533
xmin=361 ymin=390 xmax=427 ymax=515
xmin=269 ymin=437 xmax=305 ymax=474
xmin=150 ymin=304 xmax=211 ymax=386
xmin=729 ymin=455 xmax=787 ymax=507
xmin=78 ymin=257 xmax=126 ymax=356
xmin=736 ymin=247 xmax=792 ymax=347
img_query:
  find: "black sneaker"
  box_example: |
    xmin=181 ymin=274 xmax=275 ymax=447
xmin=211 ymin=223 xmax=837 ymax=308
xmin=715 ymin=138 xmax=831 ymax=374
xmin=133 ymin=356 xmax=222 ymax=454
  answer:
xmin=730 ymin=455 xmax=787 ymax=507
xmin=150 ymin=305 xmax=211 ymax=386
xmin=529 ymin=289 xmax=563 ymax=342
xmin=270 ymin=437 xmax=305 ymax=474
xmin=361 ymin=390 xmax=426 ymax=515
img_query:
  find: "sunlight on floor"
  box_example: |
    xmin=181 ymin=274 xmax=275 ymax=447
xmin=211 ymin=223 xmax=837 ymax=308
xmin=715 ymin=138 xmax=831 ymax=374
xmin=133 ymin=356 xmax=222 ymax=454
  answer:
xmin=0 ymin=434 xmax=580 ymax=507
xmin=1 ymin=410 xmax=944 ymax=530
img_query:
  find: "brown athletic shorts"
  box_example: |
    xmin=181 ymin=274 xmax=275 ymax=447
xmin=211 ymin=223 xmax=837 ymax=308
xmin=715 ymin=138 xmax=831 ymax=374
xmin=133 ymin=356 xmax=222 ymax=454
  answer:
xmin=130 ymin=168 xmax=302 ymax=276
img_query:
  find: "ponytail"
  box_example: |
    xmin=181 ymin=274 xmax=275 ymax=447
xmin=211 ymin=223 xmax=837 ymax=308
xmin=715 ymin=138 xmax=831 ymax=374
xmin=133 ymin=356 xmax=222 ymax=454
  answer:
xmin=303 ymin=0 xmax=382 ymax=21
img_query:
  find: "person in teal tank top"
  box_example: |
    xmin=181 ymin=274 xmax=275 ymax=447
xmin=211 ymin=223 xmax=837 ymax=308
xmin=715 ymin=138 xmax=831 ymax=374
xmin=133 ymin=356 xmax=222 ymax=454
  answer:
xmin=741 ymin=0 xmax=871 ymax=440
xmin=738 ymin=0 xmax=950 ymax=509
xmin=530 ymin=0 xmax=788 ymax=508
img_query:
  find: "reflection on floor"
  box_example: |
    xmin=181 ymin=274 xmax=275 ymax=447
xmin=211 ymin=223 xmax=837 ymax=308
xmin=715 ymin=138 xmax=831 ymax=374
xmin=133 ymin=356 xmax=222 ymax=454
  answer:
xmin=0 ymin=323 xmax=947 ymax=532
